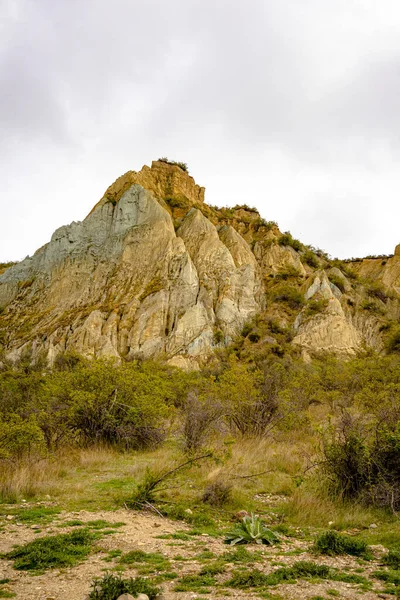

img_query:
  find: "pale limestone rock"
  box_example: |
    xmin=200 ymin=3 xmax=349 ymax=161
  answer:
xmin=351 ymin=250 xmax=400 ymax=296
xmin=166 ymin=355 xmax=200 ymax=371
xmin=0 ymin=175 xmax=260 ymax=363
xmin=326 ymin=266 xmax=352 ymax=293
xmin=254 ymin=242 xmax=306 ymax=277
xmin=177 ymin=209 xmax=260 ymax=338
xmin=293 ymin=297 xmax=361 ymax=356
xmin=2 ymin=161 xmax=397 ymax=363
xmin=304 ymin=270 xmax=343 ymax=301
xmin=94 ymin=159 xmax=205 ymax=212
xmin=294 ymin=272 xmax=362 ymax=355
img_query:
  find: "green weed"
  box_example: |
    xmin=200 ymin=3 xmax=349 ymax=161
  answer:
xmin=4 ymin=529 xmax=95 ymax=571
xmin=174 ymin=573 xmax=216 ymax=592
xmin=382 ymin=550 xmax=400 ymax=569
xmin=87 ymin=520 xmax=125 ymax=529
xmin=227 ymin=561 xmax=369 ymax=589
xmin=88 ymin=573 xmax=160 ymax=600
xmin=314 ymin=530 xmax=371 ymax=558
xmin=0 ymin=507 xmax=60 ymax=524
xmin=119 ymin=549 xmax=170 ymax=573
xmin=199 ymin=560 xmax=226 ymax=576
xmin=222 ymin=546 xmax=263 ymax=563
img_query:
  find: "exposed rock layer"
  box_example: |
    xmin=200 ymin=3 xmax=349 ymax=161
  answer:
xmin=0 ymin=160 xmax=399 ymax=364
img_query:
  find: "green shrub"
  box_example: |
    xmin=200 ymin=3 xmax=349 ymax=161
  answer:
xmin=222 ymin=546 xmax=262 ymax=563
xmin=174 ymin=573 xmax=215 ymax=592
xmin=241 ymin=322 xmax=253 ymax=337
xmin=215 ymin=360 xmax=282 ymax=437
xmin=119 ymin=550 xmax=170 ymax=573
xmin=38 ymin=359 xmax=177 ymax=449
xmin=304 ymin=299 xmax=329 ymax=317
xmin=386 ymin=329 xmax=400 ymax=354
xmin=181 ymin=390 xmax=221 ymax=453
xmin=361 ymin=299 xmax=384 ymax=314
xmin=314 ymin=530 xmax=370 ymax=557
xmin=268 ymin=319 xmax=285 ymax=334
xmin=322 ymin=414 xmax=372 ymax=499
xmin=382 ymin=550 xmax=400 ymax=569
xmin=372 ymin=569 xmax=400 ymax=586
xmin=321 ymin=412 xmax=400 ymax=509
xmin=328 ymin=274 xmax=345 ymax=293
xmin=272 ymin=284 xmax=305 ymax=309
xmin=0 ymin=415 xmax=45 ymax=460
xmin=248 ymin=331 xmax=261 ymax=342
xmin=0 ymin=262 xmax=17 ymax=275
xmin=227 ymin=568 xmax=267 ymax=587
xmin=4 ymin=529 xmax=95 ymax=571
xmin=213 ymin=328 xmax=224 ymax=344
xmin=278 ymin=232 xmax=303 ymax=252
xmin=253 ymin=218 xmax=277 ymax=231
xmin=302 ymin=249 xmax=319 ymax=268
xmin=367 ymin=282 xmax=389 ymax=303
xmin=275 ymin=266 xmax=302 ymax=280
xmin=89 ymin=573 xmax=160 ymax=600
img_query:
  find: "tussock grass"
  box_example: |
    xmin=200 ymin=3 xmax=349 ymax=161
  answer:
xmin=280 ymin=486 xmax=385 ymax=530
xmin=0 ymin=446 xmax=119 ymax=503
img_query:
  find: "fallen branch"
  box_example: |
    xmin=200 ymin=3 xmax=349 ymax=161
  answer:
xmin=231 ymin=469 xmax=275 ymax=480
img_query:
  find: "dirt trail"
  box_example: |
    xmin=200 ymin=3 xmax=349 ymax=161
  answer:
xmin=0 ymin=507 xmax=392 ymax=599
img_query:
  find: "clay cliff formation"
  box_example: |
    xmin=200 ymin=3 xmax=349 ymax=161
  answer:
xmin=0 ymin=160 xmax=399 ymax=366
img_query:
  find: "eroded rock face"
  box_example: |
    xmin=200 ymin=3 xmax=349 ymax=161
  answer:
xmin=93 ymin=160 xmax=205 ymax=212
xmin=0 ymin=161 xmax=399 ymax=364
xmin=352 ymin=251 xmax=400 ymax=297
xmin=0 ymin=178 xmax=260 ymax=363
xmin=293 ymin=271 xmax=361 ymax=356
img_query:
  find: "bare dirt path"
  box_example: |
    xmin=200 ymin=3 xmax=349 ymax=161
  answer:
xmin=0 ymin=506 xmax=393 ymax=599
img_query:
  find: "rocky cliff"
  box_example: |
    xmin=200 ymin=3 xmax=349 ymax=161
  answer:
xmin=0 ymin=160 xmax=399 ymax=365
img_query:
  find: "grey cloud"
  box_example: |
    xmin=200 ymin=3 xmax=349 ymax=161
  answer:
xmin=0 ymin=0 xmax=400 ymax=260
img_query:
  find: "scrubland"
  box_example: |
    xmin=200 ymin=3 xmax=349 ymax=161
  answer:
xmin=1 ymin=342 xmax=400 ymax=599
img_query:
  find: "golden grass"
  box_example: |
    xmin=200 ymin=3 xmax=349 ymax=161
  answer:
xmin=1 ymin=434 xmax=399 ymax=550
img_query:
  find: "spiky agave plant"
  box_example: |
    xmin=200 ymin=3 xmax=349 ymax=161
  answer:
xmin=224 ymin=514 xmax=280 ymax=546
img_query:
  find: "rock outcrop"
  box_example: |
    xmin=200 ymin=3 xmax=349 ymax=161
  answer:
xmin=293 ymin=272 xmax=361 ymax=356
xmin=0 ymin=163 xmax=260 ymax=364
xmin=0 ymin=160 xmax=399 ymax=364
xmin=351 ymin=252 xmax=400 ymax=297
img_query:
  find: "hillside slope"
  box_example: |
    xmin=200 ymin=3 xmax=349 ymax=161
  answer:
xmin=0 ymin=160 xmax=399 ymax=365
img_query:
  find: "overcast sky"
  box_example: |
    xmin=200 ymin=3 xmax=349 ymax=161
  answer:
xmin=1 ymin=0 xmax=400 ymax=262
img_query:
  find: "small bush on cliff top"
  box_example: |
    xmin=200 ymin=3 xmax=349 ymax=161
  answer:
xmin=158 ymin=157 xmax=188 ymax=172
xmin=278 ymin=232 xmax=303 ymax=252
xmin=302 ymin=249 xmax=319 ymax=268
xmin=328 ymin=273 xmax=346 ymax=293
